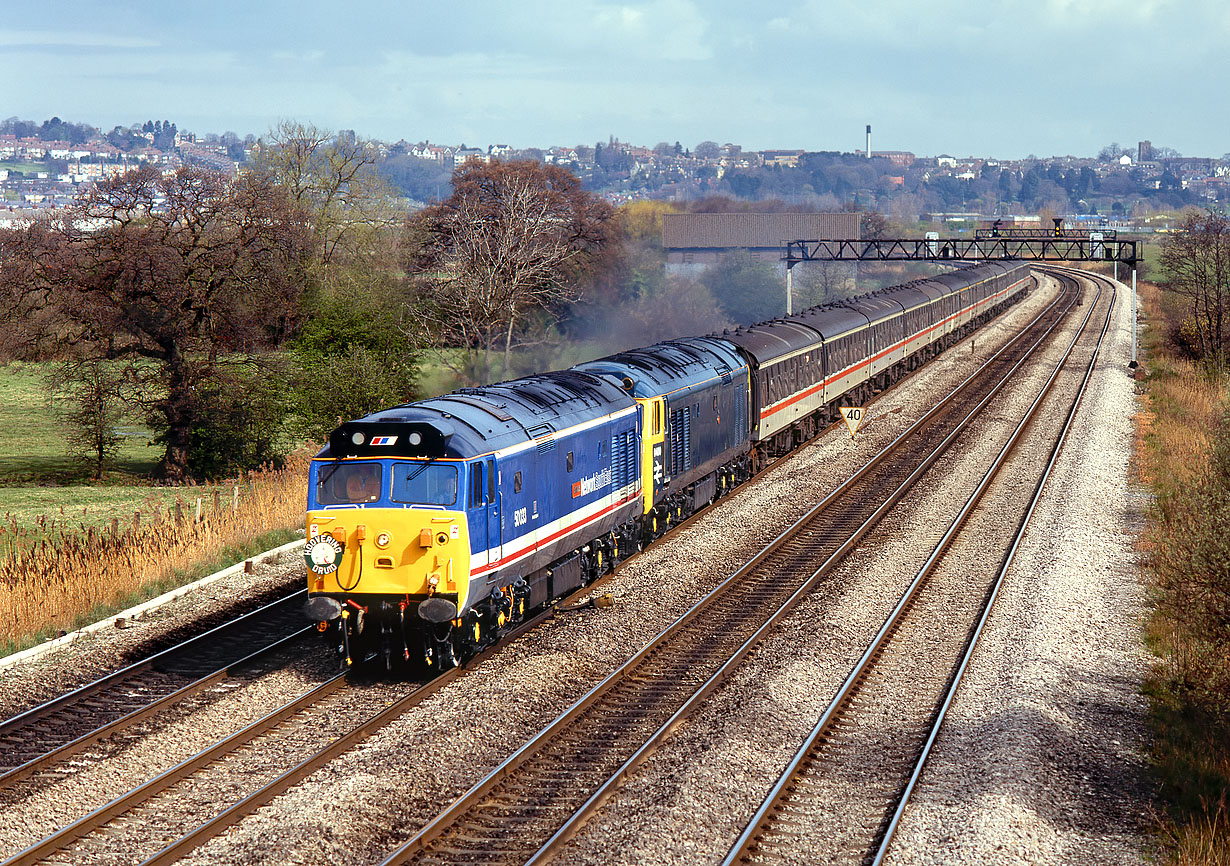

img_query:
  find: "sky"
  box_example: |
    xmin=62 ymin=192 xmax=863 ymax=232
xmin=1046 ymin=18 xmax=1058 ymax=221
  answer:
xmin=3 ymin=0 xmax=1227 ymax=161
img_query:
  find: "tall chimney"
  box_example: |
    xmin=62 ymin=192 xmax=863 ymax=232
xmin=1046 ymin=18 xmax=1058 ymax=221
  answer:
xmin=866 ymin=124 xmax=872 ymax=159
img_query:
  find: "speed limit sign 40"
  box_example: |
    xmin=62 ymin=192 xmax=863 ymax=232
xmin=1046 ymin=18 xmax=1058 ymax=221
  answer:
xmin=839 ymin=406 xmax=866 ymax=439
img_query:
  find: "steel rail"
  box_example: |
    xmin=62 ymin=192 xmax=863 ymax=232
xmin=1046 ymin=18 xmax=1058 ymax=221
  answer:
xmin=521 ymin=273 xmax=1089 ymax=866
xmin=722 ymin=270 xmax=1111 ymax=866
xmin=0 ymin=589 xmax=306 ymax=734
xmin=3 ymin=276 xmax=1059 ymax=866
xmin=869 ymin=269 xmax=1117 ymax=866
xmin=0 ymin=590 xmax=309 ymax=781
xmin=373 ymin=278 xmax=1078 ymax=866
xmin=0 ymin=672 xmax=350 ymax=866
xmin=130 ymin=603 xmax=558 ymax=866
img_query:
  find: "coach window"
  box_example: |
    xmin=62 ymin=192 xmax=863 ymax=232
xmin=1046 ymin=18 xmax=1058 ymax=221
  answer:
xmin=514 ymin=471 xmax=522 ymax=494
xmin=391 ymin=463 xmax=457 ymax=507
xmin=566 ymin=451 xmax=574 ymax=472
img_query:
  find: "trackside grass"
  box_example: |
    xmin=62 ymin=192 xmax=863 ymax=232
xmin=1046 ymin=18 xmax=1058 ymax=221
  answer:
xmin=1135 ymin=279 xmax=1230 ymax=865
xmin=0 ymin=452 xmax=309 ymax=656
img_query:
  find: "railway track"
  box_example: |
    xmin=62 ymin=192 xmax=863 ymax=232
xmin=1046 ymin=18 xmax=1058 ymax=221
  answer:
xmin=0 ymin=602 xmax=567 ymax=866
xmin=357 ymin=276 xmax=1081 ymax=866
xmin=721 ymin=268 xmax=1115 ymax=865
xmin=1 ymin=273 xmax=1075 ymax=866
xmin=0 ymin=591 xmax=312 ymax=793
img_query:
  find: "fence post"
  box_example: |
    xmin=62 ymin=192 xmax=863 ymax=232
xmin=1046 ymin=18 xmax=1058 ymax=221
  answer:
xmin=232 ymin=486 xmax=239 ymax=513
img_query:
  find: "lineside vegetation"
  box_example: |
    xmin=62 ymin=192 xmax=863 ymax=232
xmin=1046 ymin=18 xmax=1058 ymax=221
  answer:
xmin=0 ymin=454 xmax=308 ymax=655
xmin=1136 ymin=217 xmax=1230 ymax=863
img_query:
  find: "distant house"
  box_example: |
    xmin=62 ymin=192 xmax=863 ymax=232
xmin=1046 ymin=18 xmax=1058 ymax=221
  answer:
xmin=661 ymin=212 xmax=862 ymax=272
xmin=760 ymin=150 xmax=805 ymax=168
xmin=872 ymin=151 xmax=916 ymax=168
xmin=453 ymin=147 xmax=487 ymax=166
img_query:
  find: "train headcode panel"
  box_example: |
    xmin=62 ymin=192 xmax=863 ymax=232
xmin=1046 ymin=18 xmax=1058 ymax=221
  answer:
xmin=839 ymin=406 xmax=866 ymax=439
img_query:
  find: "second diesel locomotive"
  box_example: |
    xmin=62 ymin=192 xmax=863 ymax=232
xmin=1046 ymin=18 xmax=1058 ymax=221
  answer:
xmin=303 ymin=261 xmax=1033 ymax=668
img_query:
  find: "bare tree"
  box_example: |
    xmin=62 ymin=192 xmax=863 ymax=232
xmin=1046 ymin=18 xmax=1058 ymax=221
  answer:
xmin=409 ymin=159 xmax=615 ymax=383
xmin=1160 ymin=209 xmax=1230 ymax=370
xmin=793 ymin=261 xmax=856 ymax=308
xmin=54 ymin=357 xmax=126 ymax=479
xmin=254 ymin=120 xmax=402 ymax=278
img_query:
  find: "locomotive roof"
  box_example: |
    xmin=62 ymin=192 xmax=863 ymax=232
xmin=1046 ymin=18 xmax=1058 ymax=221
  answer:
xmin=319 ymin=369 xmax=635 ymax=460
xmin=575 ymin=336 xmax=746 ymax=398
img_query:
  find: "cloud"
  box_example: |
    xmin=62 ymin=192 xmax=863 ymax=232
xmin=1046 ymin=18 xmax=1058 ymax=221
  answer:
xmin=0 ymin=29 xmax=158 ymax=49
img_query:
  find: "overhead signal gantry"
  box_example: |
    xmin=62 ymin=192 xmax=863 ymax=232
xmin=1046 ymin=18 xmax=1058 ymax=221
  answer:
xmin=781 ymin=218 xmax=1141 ymax=365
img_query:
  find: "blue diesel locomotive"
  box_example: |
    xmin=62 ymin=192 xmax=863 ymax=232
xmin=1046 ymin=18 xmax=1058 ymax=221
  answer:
xmin=303 ymin=261 xmax=1033 ymax=668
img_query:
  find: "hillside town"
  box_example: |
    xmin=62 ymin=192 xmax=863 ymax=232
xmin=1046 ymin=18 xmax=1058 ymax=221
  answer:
xmin=0 ymin=116 xmax=1223 ymax=233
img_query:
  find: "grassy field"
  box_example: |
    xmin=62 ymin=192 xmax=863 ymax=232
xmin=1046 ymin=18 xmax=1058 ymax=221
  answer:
xmin=0 ymin=362 xmax=203 ymax=547
xmin=0 ymin=361 xmax=162 ymax=483
xmin=0 ymin=161 xmax=50 ymax=176
xmin=0 ymin=360 xmax=313 ymax=653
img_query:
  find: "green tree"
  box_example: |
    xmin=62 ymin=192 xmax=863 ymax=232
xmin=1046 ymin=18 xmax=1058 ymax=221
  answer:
xmin=184 ymin=363 xmax=288 ymax=479
xmin=289 ymin=276 xmax=420 ymax=439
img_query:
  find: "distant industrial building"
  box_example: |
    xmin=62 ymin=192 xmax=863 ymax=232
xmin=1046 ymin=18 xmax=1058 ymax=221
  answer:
xmin=661 ymin=212 xmax=862 ymax=273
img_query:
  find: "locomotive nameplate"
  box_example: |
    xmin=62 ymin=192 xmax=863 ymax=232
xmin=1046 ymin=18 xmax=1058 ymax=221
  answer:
xmin=305 ymin=534 xmax=345 ymax=575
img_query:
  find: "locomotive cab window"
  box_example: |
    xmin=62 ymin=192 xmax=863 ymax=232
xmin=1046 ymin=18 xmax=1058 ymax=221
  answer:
xmin=469 ymin=462 xmax=484 ymax=508
xmin=317 ymin=462 xmax=382 ymax=506
xmin=566 ymin=451 xmax=574 ymax=472
xmin=391 ymin=461 xmax=457 ymax=507
xmin=514 ymin=471 xmax=523 ymax=494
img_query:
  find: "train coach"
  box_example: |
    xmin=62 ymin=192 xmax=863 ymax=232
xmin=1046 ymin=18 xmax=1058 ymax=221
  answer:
xmin=727 ymin=261 xmax=1032 ymax=466
xmin=303 ymin=261 xmax=1033 ymax=670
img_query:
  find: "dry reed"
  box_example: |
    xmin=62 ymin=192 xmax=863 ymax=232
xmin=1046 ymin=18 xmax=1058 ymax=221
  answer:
xmin=1136 ymin=278 xmax=1230 ymax=865
xmin=0 ymin=449 xmax=310 ymax=648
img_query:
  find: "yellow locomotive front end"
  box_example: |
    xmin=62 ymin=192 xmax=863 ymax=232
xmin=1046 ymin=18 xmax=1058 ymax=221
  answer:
xmin=304 ymin=457 xmax=474 ymax=668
